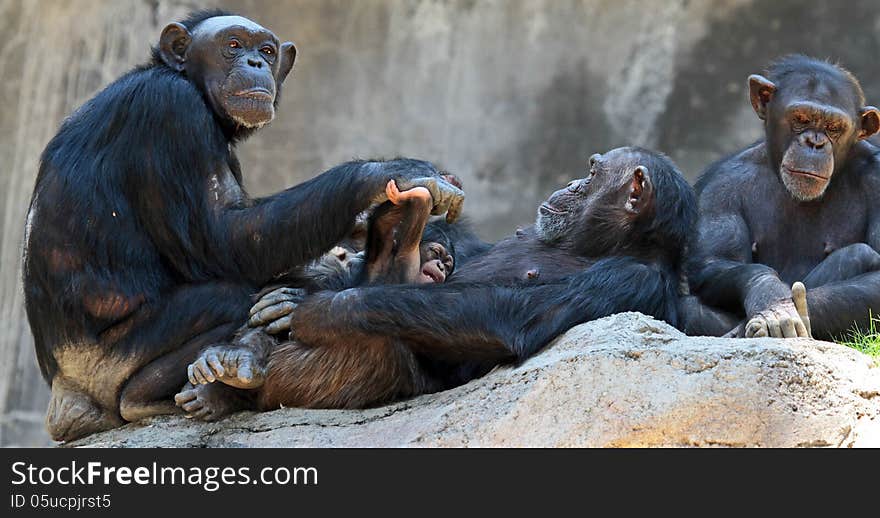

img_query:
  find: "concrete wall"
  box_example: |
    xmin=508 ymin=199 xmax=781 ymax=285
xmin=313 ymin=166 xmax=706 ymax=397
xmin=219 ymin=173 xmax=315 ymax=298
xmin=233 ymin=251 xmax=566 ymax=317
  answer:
xmin=3 ymin=0 xmax=880 ymax=445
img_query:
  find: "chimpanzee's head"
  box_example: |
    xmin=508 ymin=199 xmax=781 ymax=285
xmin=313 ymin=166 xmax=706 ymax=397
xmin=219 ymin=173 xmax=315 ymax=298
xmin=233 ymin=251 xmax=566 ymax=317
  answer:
xmin=535 ymin=147 xmax=696 ymax=262
xmin=156 ymin=10 xmax=297 ymax=130
xmin=417 ymin=241 xmax=454 ymax=283
xmin=749 ymin=55 xmax=880 ymax=201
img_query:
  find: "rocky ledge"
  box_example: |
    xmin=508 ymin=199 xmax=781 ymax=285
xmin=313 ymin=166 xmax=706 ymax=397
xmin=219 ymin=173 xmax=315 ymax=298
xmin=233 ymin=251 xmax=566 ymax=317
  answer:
xmin=70 ymin=312 xmax=880 ymax=448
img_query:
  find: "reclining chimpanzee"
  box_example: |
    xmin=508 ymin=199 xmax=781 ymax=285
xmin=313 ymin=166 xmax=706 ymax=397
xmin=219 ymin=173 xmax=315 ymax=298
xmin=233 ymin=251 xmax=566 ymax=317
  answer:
xmin=178 ymin=147 xmax=697 ymax=419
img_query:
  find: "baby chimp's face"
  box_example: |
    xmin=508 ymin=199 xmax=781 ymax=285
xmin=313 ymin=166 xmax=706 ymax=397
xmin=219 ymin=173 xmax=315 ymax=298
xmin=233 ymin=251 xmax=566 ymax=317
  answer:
xmin=418 ymin=242 xmax=454 ymax=283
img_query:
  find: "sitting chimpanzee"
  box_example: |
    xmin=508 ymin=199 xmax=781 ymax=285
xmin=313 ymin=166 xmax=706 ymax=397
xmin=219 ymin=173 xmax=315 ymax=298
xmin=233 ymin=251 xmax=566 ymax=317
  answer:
xmin=23 ymin=9 xmax=463 ymax=441
xmin=179 ymin=147 xmax=696 ymax=418
xmin=175 ymin=179 xmax=470 ymax=417
xmin=685 ymin=55 xmax=880 ymax=340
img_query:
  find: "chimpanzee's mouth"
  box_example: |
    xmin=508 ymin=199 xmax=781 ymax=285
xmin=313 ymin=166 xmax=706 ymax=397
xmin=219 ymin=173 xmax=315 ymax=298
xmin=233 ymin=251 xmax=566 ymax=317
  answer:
xmin=539 ymin=202 xmax=565 ymax=215
xmin=232 ymin=88 xmax=273 ymax=101
xmin=420 ymin=262 xmax=446 ymax=283
xmin=785 ymin=167 xmax=829 ymax=180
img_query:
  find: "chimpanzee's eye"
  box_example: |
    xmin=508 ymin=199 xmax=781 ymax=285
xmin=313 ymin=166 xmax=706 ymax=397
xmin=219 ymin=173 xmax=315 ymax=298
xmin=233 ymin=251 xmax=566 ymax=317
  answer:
xmin=228 ymin=39 xmax=241 ymax=49
xmin=826 ymin=121 xmax=843 ymax=134
xmin=794 ymin=113 xmax=810 ymax=125
xmin=260 ymin=45 xmax=275 ymax=55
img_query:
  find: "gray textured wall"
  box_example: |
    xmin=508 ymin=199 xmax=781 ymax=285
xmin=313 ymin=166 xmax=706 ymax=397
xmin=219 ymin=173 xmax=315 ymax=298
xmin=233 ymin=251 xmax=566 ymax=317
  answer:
xmin=3 ymin=0 xmax=880 ymax=446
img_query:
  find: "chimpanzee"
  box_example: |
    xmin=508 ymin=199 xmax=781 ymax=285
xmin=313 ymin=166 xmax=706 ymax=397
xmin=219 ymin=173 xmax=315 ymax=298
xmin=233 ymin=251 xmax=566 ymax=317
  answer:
xmin=22 ymin=9 xmax=463 ymax=441
xmin=686 ymin=55 xmax=880 ymax=340
xmin=179 ymin=147 xmax=696 ymax=417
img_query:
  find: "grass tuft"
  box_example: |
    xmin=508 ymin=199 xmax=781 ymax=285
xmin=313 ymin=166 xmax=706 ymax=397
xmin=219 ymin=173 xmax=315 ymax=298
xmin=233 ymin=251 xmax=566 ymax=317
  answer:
xmin=836 ymin=310 xmax=880 ymax=363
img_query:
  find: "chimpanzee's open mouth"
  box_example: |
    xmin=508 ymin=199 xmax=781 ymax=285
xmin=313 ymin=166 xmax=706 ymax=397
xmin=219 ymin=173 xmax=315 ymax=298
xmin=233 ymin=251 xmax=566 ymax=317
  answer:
xmin=232 ymin=88 xmax=273 ymax=101
xmin=785 ymin=168 xmax=828 ymax=180
xmin=420 ymin=262 xmax=445 ymax=283
xmin=539 ymin=202 xmax=565 ymax=215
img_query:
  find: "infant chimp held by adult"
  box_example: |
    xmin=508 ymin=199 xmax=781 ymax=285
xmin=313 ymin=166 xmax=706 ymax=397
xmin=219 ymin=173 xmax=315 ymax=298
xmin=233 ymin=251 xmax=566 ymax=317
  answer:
xmin=176 ymin=179 xmax=462 ymax=418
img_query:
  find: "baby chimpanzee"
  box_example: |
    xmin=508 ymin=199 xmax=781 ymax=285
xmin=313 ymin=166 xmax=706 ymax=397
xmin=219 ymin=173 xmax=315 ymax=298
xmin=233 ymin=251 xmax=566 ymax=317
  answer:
xmin=174 ymin=180 xmax=458 ymax=418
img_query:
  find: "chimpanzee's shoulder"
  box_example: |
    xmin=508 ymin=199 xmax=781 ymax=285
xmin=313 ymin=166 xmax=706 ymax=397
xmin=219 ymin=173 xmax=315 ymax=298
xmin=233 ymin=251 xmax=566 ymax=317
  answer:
xmin=694 ymin=140 xmax=766 ymax=197
xmin=850 ymin=140 xmax=880 ymax=185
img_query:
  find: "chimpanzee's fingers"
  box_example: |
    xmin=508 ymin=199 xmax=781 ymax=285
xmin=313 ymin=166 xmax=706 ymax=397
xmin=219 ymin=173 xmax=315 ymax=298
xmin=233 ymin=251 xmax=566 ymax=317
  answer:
xmin=766 ymin=313 xmax=783 ymax=338
xmin=250 ymin=287 xmax=300 ymax=316
xmin=792 ymin=282 xmax=812 ymax=338
xmin=745 ymin=318 xmax=766 ymax=338
xmin=191 ymin=361 xmax=209 ymax=385
xmin=206 ymin=352 xmax=225 ymax=379
xmin=445 ymin=187 xmax=465 ymax=223
xmin=187 ymin=364 xmax=198 ymax=386
xmin=794 ymin=319 xmax=809 ymax=338
xmin=265 ymin=314 xmax=293 ymax=335
xmin=236 ymin=361 xmax=254 ymax=386
xmin=780 ymin=315 xmax=798 ymax=338
xmin=249 ymin=301 xmax=297 ymax=328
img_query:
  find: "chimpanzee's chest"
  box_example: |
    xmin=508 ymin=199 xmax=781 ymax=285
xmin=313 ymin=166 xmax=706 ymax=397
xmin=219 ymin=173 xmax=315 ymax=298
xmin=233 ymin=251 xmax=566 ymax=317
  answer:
xmin=743 ymin=182 xmax=869 ymax=283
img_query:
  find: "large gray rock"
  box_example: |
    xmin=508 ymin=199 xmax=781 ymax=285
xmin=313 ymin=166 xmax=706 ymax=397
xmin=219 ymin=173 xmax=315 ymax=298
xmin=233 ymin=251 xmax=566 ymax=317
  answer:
xmin=70 ymin=312 xmax=880 ymax=448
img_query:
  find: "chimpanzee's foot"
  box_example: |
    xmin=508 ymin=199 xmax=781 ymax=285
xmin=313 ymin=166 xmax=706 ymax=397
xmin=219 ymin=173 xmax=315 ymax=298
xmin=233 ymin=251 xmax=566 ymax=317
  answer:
xmin=187 ymin=344 xmax=267 ymax=389
xmin=46 ymin=378 xmax=123 ymax=442
xmin=385 ymin=179 xmax=432 ymax=206
xmin=174 ymin=382 xmax=252 ymax=421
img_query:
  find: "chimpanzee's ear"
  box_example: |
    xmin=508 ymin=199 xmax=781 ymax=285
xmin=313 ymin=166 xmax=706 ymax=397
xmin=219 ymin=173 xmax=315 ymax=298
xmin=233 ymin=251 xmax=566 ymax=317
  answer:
xmin=158 ymin=23 xmax=192 ymax=72
xmin=748 ymin=74 xmax=776 ymax=121
xmin=625 ymin=165 xmax=653 ymax=215
xmin=858 ymin=106 xmax=880 ymax=140
xmin=277 ymin=42 xmax=297 ymax=84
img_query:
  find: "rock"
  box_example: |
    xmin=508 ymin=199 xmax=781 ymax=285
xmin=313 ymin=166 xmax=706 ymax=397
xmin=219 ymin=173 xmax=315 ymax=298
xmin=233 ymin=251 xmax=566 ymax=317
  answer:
xmin=69 ymin=313 xmax=880 ymax=448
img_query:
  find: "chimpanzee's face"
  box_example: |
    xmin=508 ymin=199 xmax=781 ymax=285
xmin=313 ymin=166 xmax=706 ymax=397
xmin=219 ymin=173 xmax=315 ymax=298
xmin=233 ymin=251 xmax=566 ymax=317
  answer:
xmin=751 ymin=72 xmax=880 ymax=201
xmin=535 ymin=147 xmax=653 ymax=253
xmin=418 ymin=242 xmax=454 ymax=283
xmin=159 ymin=16 xmax=297 ymax=129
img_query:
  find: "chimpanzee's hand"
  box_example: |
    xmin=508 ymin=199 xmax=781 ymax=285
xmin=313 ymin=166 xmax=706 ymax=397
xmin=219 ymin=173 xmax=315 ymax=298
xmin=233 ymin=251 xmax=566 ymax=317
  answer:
xmin=394 ymin=175 xmax=465 ymax=223
xmin=744 ymin=282 xmax=811 ymax=338
xmin=248 ymin=286 xmax=306 ymax=335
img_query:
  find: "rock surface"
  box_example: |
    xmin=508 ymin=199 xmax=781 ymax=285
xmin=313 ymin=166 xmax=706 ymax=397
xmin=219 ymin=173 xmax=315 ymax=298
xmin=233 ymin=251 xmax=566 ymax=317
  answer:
xmin=70 ymin=312 xmax=880 ymax=448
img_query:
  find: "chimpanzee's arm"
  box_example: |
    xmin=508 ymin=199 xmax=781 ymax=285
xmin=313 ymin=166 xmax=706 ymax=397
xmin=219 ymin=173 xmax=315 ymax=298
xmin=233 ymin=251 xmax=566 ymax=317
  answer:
xmin=688 ymin=192 xmax=790 ymax=317
xmin=290 ymin=257 xmax=678 ymax=362
xmin=219 ymin=160 xmax=459 ymax=286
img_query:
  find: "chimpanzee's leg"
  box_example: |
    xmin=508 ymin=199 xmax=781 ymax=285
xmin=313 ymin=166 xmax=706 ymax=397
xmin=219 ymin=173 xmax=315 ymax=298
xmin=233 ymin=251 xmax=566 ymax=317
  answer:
xmin=798 ymin=244 xmax=880 ymax=340
xmin=256 ymin=335 xmax=431 ymax=410
xmin=802 ymin=243 xmax=880 ymax=288
xmin=363 ymin=180 xmax=432 ymax=284
xmin=115 ymin=283 xmax=253 ymax=422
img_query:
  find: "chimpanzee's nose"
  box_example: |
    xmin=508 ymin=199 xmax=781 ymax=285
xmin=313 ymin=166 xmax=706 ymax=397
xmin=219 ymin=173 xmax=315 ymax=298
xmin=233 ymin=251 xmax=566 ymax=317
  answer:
xmin=436 ymin=260 xmax=445 ymax=272
xmin=247 ymin=57 xmax=263 ymax=68
xmin=802 ymin=131 xmax=828 ymax=150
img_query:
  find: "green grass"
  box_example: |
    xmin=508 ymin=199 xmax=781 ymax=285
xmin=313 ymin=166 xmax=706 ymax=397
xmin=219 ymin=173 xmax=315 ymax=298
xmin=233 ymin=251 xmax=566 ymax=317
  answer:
xmin=836 ymin=311 xmax=880 ymax=362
